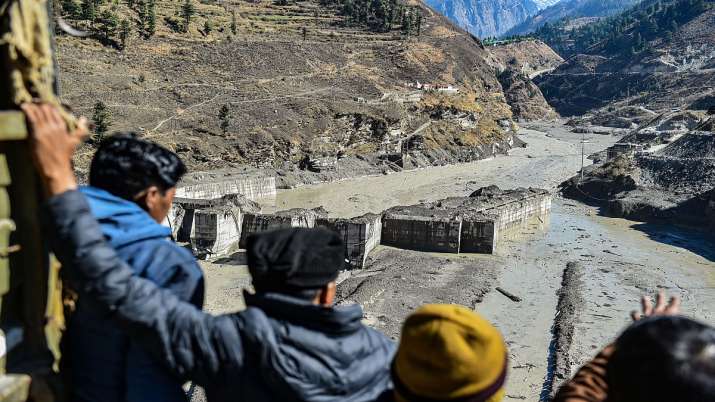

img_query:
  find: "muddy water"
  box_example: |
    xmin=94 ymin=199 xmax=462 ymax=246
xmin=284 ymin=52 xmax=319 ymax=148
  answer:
xmin=478 ymin=201 xmax=715 ymax=401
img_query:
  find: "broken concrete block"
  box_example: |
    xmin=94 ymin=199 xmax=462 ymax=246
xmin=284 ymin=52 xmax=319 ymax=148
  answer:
xmin=239 ymin=208 xmax=328 ymax=248
xmin=316 ymin=213 xmax=382 ymax=269
xmin=191 ymin=206 xmax=243 ymax=258
xmin=381 ymin=188 xmax=551 ymax=254
xmin=171 ymin=194 xmax=260 ymax=243
xmin=381 ymin=213 xmax=463 ymax=253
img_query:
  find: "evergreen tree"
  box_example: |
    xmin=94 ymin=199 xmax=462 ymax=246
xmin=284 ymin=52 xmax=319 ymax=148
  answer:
xmin=92 ymin=101 xmax=112 ymax=141
xmin=62 ymin=0 xmax=81 ymax=18
xmin=180 ymin=0 xmax=195 ymax=33
xmin=415 ymin=11 xmax=422 ymax=35
xmin=146 ymin=0 xmax=156 ymax=37
xmin=401 ymin=10 xmax=411 ymax=35
xmin=96 ymin=9 xmax=120 ymax=45
xmin=137 ymin=0 xmax=146 ymax=32
xmin=119 ymin=18 xmax=131 ymax=49
xmin=81 ymin=0 xmax=96 ymax=21
xmin=218 ymin=105 xmax=231 ymax=134
xmin=204 ymin=18 xmax=212 ymax=35
xmin=230 ymin=10 xmax=237 ymax=35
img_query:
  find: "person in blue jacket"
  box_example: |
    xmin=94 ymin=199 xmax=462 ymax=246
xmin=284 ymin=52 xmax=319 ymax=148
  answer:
xmin=63 ymin=133 xmax=204 ymax=402
xmin=24 ymin=103 xmax=395 ymax=402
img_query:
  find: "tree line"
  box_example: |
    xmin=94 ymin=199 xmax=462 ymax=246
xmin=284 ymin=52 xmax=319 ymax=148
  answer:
xmin=320 ymin=0 xmax=423 ymax=35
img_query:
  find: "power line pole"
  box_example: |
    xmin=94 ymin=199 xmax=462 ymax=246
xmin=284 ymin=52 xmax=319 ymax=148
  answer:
xmin=581 ymin=130 xmax=585 ymax=182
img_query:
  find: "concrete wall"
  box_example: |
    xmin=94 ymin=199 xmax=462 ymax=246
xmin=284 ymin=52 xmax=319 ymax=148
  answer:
xmin=190 ymin=207 xmax=242 ymax=258
xmin=176 ymin=175 xmax=276 ymax=201
xmin=239 ymin=209 xmax=322 ymax=248
xmin=380 ymin=190 xmax=551 ymax=255
xmin=316 ymin=214 xmax=382 ymax=269
xmin=381 ymin=215 xmax=462 ymax=253
xmin=486 ymin=193 xmax=551 ymax=231
xmin=169 ymin=194 xmax=261 ymax=243
xmin=460 ymin=218 xmax=498 ymax=254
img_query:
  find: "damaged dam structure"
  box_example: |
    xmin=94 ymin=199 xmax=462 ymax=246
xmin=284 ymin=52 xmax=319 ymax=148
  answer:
xmin=168 ymin=180 xmax=551 ymax=268
xmin=381 ymin=187 xmax=552 ymax=254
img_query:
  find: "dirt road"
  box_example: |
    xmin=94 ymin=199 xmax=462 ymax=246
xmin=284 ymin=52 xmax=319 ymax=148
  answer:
xmin=200 ymin=122 xmax=715 ymax=400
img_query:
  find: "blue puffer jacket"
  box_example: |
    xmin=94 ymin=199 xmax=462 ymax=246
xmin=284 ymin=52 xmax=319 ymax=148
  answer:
xmin=50 ymin=190 xmax=395 ymax=402
xmin=65 ymin=187 xmax=204 ymax=402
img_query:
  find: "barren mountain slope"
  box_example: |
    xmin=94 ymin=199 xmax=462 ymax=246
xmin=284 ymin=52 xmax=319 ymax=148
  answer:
xmin=488 ymin=39 xmax=563 ymax=76
xmin=57 ymin=0 xmax=515 ymax=174
xmin=487 ymin=39 xmax=561 ymax=120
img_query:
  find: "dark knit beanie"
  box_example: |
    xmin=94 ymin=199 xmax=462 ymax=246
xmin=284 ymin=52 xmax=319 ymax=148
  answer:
xmin=247 ymin=227 xmax=344 ymax=291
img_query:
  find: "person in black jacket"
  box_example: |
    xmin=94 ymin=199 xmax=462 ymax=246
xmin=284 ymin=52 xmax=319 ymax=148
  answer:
xmin=65 ymin=134 xmax=204 ymax=402
xmin=23 ymin=103 xmax=395 ymax=402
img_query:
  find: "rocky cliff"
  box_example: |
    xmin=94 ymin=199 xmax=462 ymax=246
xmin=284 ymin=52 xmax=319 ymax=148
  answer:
xmin=488 ymin=39 xmax=562 ymax=120
xmin=424 ymin=0 xmax=540 ymax=37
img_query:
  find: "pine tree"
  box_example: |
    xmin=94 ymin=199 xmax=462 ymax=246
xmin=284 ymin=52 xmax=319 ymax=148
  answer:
xmin=218 ymin=105 xmax=231 ymax=134
xmin=62 ymin=0 xmax=81 ymax=18
xmin=119 ymin=18 xmax=131 ymax=49
xmin=415 ymin=12 xmax=422 ymax=35
xmin=81 ymin=0 xmax=96 ymax=21
xmin=92 ymin=101 xmax=112 ymax=141
xmin=401 ymin=10 xmax=412 ymax=36
xmin=137 ymin=0 xmax=146 ymax=32
xmin=146 ymin=0 xmax=156 ymax=37
xmin=230 ymin=10 xmax=237 ymax=35
xmin=203 ymin=19 xmax=212 ymax=35
xmin=180 ymin=0 xmax=195 ymax=33
xmin=96 ymin=9 xmax=120 ymax=45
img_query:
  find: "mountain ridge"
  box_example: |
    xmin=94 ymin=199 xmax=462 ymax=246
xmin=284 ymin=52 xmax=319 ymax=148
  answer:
xmin=535 ymin=0 xmax=715 ymax=117
xmin=505 ymin=0 xmax=642 ymax=36
xmin=424 ymin=0 xmax=541 ymax=37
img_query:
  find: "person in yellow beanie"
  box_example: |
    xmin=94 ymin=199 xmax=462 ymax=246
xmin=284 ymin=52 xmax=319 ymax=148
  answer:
xmin=391 ymin=304 xmax=508 ymax=402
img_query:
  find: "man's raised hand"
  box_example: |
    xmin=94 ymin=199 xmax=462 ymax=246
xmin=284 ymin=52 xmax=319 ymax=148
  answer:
xmin=21 ymin=103 xmax=88 ymax=196
xmin=631 ymin=290 xmax=681 ymax=321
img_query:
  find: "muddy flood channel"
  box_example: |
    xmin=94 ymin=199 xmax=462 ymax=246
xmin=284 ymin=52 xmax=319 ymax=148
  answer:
xmin=198 ymin=125 xmax=714 ymax=400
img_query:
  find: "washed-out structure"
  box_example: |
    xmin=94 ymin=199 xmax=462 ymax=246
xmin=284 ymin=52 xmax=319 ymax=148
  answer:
xmin=381 ymin=187 xmax=552 ymax=254
xmin=167 ymin=171 xmax=275 ymax=258
xmin=168 ymin=179 xmax=552 ymax=266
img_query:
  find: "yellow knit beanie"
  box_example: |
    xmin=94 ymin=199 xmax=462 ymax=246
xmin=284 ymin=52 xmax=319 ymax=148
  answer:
xmin=393 ymin=304 xmax=508 ymax=402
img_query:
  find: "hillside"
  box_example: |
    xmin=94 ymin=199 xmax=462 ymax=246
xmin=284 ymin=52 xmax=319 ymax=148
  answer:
xmin=424 ymin=0 xmax=539 ymax=38
xmin=487 ymin=39 xmax=561 ymax=120
xmin=535 ymin=0 xmax=715 ymax=117
xmin=56 ymin=0 xmax=521 ymax=177
xmin=506 ymin=0 xmax=641 ymax=36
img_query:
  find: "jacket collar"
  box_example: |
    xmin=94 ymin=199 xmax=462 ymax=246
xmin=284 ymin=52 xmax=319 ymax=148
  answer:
xmin=79 ymin=186 xmax=171 ymax=248
xmin=244 ymin=291 xmax=364 ymax=336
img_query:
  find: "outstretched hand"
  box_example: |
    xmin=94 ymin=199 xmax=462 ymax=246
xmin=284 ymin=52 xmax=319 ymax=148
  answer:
xmin=631 ymin=290 xmax=680 ymax=321
xmin=21 ymin=103 xmax=88 ymax=196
